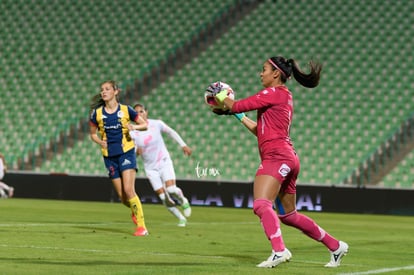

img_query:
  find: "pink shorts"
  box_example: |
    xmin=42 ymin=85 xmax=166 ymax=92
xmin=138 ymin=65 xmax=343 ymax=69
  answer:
xmin=255 ymin=153 xmax=300 ymax=194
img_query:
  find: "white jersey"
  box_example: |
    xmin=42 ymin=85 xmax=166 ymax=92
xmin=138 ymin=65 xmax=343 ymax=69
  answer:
xmin=0 ymin=157 xmax=5 ymax=180
xmin=130 ymin=119 xmax=186 ymax=170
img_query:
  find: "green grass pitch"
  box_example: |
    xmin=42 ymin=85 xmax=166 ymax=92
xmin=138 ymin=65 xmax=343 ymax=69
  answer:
xmin=1 ymin=198 xmax=413 ymax=274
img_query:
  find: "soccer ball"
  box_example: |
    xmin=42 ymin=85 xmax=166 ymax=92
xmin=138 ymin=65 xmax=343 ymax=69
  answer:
xmin=204 ymin=81 xmax=235 ymax=111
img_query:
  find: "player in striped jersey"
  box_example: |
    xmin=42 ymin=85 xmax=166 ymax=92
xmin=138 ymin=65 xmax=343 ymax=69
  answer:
xmin=90 ymin=80 xmax=149 ymax=236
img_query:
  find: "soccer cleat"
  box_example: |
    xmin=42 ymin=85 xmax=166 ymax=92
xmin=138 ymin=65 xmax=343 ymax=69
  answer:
xmin=177 ymin=219 xmax=187 ymax=227
xmin=181 ymin=197 xmax=192 ymax=218
xmin=325 ymin=241 xmax=349 ymax=267
xmin=133 ymin=227 xmax=149 ymax=236
xmin=257 ymin=248 xmax=292 ymax=268
xmin=131 ymin=213 xmax=137 ymax=225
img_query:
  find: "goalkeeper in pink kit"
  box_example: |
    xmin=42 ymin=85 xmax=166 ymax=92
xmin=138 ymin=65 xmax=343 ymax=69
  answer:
xmin=210 ymin=56 xmax=348 ymax=268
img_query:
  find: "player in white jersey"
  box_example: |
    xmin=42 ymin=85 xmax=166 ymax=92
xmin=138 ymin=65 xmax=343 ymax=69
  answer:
xmin=130 ymin=104 xmax=192 ymax=227
xmin=0 ymin=153 xmax=14 ymax=198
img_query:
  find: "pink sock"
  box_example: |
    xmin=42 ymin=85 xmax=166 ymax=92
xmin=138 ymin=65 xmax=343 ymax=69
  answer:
xmin=279 ymin=210 xmax=339 ymax=251
xmin=253 ymin=199 xmax=285 ymax=252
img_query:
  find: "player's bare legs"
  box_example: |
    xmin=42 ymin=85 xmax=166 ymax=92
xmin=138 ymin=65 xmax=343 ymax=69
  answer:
xmin=111 ymin=178 xmax=129 ymax=207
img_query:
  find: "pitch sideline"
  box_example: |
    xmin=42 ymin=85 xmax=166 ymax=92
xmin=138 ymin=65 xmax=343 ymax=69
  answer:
xmin=0 ymin=244 xmax=225 ymax=259
xmin=337 ymin=265 xmax=414 ymax=275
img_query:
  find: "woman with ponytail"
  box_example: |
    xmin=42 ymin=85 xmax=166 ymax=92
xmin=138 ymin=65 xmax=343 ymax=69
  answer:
xmin=213 ymin=57 xmax=348 ymax=268
xmin=89 ymin=80 xmax=149 ymax=236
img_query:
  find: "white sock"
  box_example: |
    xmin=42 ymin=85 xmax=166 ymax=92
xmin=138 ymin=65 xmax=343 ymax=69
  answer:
xmin=167 ymin=207 xmax=186 ymax=221
xmin=0 ymin=189 xmax=7 ymax=198
xmin=166 ymin=185 xmax=185 ymax=205
xmin=159 ymin=193 xmax=167 ymax=201
xmin=0 ymin=182 xmax=11 ymax=191
xmin=159 ymin=193 xmax=184 ymax=220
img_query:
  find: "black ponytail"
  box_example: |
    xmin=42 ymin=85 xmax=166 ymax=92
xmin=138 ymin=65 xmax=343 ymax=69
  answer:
xmin=290 ymin=59 xmax=322 ymax=88
xmin=269 ymin=56 xmax=322 ymax=88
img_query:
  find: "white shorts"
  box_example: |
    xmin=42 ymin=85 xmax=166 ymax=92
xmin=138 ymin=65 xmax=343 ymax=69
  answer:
xmin=144 ymin=158 xmax=176 ymax=191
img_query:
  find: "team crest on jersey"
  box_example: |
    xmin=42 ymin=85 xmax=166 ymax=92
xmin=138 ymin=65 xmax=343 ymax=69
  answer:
xmin=117 ymin=110 xmax=124 ymax=118
xmin=278 ymin=163 xmax=291 ymax=177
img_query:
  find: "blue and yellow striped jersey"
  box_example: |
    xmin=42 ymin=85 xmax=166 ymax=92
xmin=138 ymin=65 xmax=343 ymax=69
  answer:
xmin=90 ymin=104 xmax=138 ymax=157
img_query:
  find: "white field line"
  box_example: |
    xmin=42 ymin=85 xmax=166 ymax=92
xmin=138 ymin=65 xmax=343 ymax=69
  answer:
xmin=0 ymin=244 xmax=225 ymax=259
xmin=0 ymin=221 xmax=258 ymax=227
xmin=286 ymin=260 xmax=361 ymax=268
xmin=3 ymin=223 xmax=411 ymax=269
xmin=337 ymin=265 xmax=414 ymax=275
xmin=0 ymin=222 xmax=125 ymax=227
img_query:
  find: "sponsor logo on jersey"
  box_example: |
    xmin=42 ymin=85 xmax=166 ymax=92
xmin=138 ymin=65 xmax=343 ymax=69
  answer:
xmin=278 ymin=163 xmax=291 ymax=177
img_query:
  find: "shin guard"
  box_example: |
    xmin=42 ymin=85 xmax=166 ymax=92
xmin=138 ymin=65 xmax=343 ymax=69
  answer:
xmin=253 ymin=199 xmax=285 ymax=252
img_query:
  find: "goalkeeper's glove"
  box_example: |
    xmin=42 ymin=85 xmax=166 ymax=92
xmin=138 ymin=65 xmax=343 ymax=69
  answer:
xmin=233 ymin=112 xmax=246 ymax=122
xmin=212 ymin=108 xmax=233 ymax=115
xmin=206 ymin=83 xmax=222 ymax=95
xmin=215 ymin=89 xmax=229 ymax=103
xmin=212 ymin=108 xmax=245 ymax=122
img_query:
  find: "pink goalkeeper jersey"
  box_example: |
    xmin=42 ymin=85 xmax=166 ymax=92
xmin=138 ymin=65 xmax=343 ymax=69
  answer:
xmin=231 ymin=86 xmax=295 ymax=161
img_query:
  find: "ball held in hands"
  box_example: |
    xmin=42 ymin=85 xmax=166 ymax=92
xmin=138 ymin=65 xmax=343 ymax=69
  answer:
xmin=204 ymin=81 xmax=235 ymax=111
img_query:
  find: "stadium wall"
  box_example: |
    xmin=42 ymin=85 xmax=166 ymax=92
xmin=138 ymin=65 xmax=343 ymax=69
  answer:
xmin=5 ymin=172 xmax=414 ymax=216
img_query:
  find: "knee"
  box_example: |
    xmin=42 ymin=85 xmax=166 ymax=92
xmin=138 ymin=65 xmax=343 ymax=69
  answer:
xmin=166 ymin=185 xmax=181 ymax=195
xmin=158 ymin=192 xmax=166 ymax=201
xmin=253 ymin=199 xmax=273 ymax=217
xmin=166 ymin=185 xmax=176 ymax=193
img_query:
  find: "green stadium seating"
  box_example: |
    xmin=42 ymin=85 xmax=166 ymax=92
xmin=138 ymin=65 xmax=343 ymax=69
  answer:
xmin=2 ymin=0 xmax=413 ymax=188
xmin=1 ymin=0 xmax=237 ymax=168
